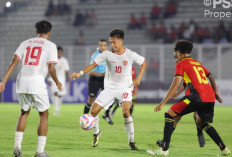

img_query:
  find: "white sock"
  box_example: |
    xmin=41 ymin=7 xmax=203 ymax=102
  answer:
xmin=58 ymin=97 xmax=62 ymax=112
xmin=53 ymin=96 xmax=59 ymax=114
xmin=14 ymin=131 xmax=23 ymax=149
xmin=93 ymin=115 xmax=100 ymax=134
xmin=36 ymin=136 xmax=47 ymax=153
xmin=124 ymin=116 xmax=134 ymax=143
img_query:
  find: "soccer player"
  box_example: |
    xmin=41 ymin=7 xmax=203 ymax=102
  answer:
xmin=147 ymin=40 xmax=230 ymax=156
xmin=48 ymin=46 xmax=70 ymax=115
xmin=0 ymin=21 xmax=62 ymax=157
xmin=156 ymin=51 xmax=206 ymax=148
xmin=72 ymin=29 xmax=147 ymax=150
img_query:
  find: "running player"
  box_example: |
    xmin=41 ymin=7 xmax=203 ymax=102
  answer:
xmin=147 ymin=40 xmax=230 ymax=156
xmin=48 ymin=46 xmax=70 ymax=115
xmin=0 ymin=20 xmax=61 ymax=157
xmin=72 ymin=29 xmax=147 ymax=150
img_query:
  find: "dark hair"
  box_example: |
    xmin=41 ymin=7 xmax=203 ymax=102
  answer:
xmin=99 ymin=39 xmax=108 ymax=44
xmin=35 ymin=20 xmax=52 ymax=34
xmin=109 ymin=29 xmax=124 ymax=39
xmin=174 ymin=40 xmax=193 ymax=54
xmin=57 ymin=46 xmax=63 ymax=51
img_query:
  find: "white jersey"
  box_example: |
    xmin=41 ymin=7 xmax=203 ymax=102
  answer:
xmin=94 ymin=48 xmax=145 ymax=90
xmin=49 ymin=56 xmax=69 ymax=95
xmin=15 ymin=37 xmax=57 ymax=94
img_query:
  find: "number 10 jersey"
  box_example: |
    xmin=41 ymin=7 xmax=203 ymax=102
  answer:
xmin=94 ymin=48 xmax=145 ymax=90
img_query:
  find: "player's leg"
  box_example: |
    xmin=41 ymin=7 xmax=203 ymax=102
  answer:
xmin=121 ymin=101 xmax=138 ymax=150
xmin=34 ymin=94 xmax=51 ymax=157
xmin=193 ymin=112 xmax=205 ymax=147
xmin=91 ymin=103 xmax=103 ymax=147
xmin=84 ymin=76 xmax=99 ymax=114
xmin=14 ymin=94 xmax=32 ymax=157
xmin=102 ymin=103 xmax=114 ymax=125
xmin=110 ymin=101 xmax=119 ymax=118
xmin=53 ymin=92 xmax=61 ymax=115
xmin=130 ymin=96 xmax=135 ymax=115
xmin=196 ymin=109 xmax=230 ymax=156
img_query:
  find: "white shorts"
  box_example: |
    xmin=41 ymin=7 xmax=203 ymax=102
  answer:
xmin=17 ymin=93 xmax=50 ymax=112
xmin=94 ymin=87 xmax=133 ymax=110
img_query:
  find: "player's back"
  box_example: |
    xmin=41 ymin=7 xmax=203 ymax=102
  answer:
xmin=175 ymin=58 xmax=215 ymax=102
xmin=15 ymin=37 xmax=57 ymax=94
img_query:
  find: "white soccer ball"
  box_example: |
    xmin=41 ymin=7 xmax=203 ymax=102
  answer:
xmin=79 ymin=114 xmax=95 ymax=130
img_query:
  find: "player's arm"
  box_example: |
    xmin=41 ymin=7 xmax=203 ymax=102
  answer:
xmin=48 ymin=63 xmax=62 ymax=91
xmin=71 ymin=62 xmax=98 ymax=80
xmin=172 ymin=83 xmax=186 ymax=100
xmin=65 ymin=70 xmax=71 ymax=88
xmin=207 ymin=74 xmax=223 ymax=103
xmin=131 ymin=61 xmax=147 ymax=87
xmin=155 ymin=76 xmax=183 ymax=112
xmin=0 ymin=55 xmax=20 ymax=92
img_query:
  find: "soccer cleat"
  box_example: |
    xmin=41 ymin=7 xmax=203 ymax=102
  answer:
xmin=219 ymin=147 xmax=231 ymax=156
xmin=13 ymin=147 xmax=22 ymax=157
xmin=34 ymin=152 xmax=50 ymax=157
xmin=102 ymin=114 xmax=114 ymax=125
xmin=92 ymin=131 xmax=101 ymax=147
xmin=197 ymin=132 xmax=205 ymax=147
xmin=156 ymin=140 xmax=164 ymax=147
xmin=146 ymin=148 xmax=169 ymax=156
xmin=129 ymin=142 xmax=138 ymax=150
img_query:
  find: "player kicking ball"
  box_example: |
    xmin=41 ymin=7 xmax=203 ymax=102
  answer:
xmin=147 ymin=40 xmax=230 ymax=156
xmin=72 ymin=29 xmax=147 ymax=150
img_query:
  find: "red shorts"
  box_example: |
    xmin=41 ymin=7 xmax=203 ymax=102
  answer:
xmin=171 ymin=97 xmax=190 ymax=114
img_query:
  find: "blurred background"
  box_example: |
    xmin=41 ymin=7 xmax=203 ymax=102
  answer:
xmin=0 ymin=0 xmax=231 ymax=104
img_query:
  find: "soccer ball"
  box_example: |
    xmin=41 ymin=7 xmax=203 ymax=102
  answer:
xmin=79 ymin=114 xmax=95 ymax=130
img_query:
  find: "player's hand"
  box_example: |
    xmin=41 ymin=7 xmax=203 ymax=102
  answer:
xmin=154 ymin=103 xmax=164 ymax=112
xmin=131 ymin=78 xmax=141 ymax=87
xmin=0 ymin=82 xmax=5 ymax=93
xmin=56 ymin=82 xmax=62 ymax=91
xmin=71 ymin=72 xmax=81 ymax=80
xmin=215 ymin=92 xmax=223 ymax=103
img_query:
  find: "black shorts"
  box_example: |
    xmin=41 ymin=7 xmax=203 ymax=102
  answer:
xmin=88 ymin=75 xmax=104 ymax=97
xmin=171 ymin=96 xmax=215 ymax=123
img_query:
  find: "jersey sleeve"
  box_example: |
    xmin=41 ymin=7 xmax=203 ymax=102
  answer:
xmin=47 ymin=43 xmax=58 ymax=64
xmin=131 ymin=51 xmax=145 ymax=65
xmin=14 ymin=42 xmax=25 ymax=60
xmin=93 ymin=51 xmax=107 ymax=65
xmin=202 ymin=65 xmax=210 ymax=76
xmin=175 ymin=62 xmax=184 ymax=76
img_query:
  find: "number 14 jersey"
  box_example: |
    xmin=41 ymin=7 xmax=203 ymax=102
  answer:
xmin=175 ymin=58 xmax=215 ymax=102
xmin=94 ymin=48 xmax=145 ymax=90
xmin=14 ymin=37 xmax=58 ymax=94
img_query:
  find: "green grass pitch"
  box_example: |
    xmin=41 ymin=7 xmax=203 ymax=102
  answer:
xmin=0 ymin=103 xmax=231 ymax=157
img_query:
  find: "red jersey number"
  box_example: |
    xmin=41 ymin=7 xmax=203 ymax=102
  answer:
xmin=115 ymin=66 xmax=122 ymax=73
xmin=123 ymin=93 xmax=128 ymax=99
xmin=24 ymin=46 xmax=42 ymax=66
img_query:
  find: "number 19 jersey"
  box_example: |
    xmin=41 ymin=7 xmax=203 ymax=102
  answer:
xmin=14 ymin=37 xmax=58 ymax=94
xmin=175 ymin=58 xmax=215 ymax=102
xmin=94 ymin=48 xmax=145 ymax=90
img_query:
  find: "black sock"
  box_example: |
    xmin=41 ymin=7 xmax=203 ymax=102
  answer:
xmin=162 ymin=113 xmax=175 ymax=151
xmin=202 ymin=123 xmax=226 ymax=150
xmin=84 ymin=103 xmax=91 ymax=114
xmin=130 ymin=104 xmax=134 ymax=115
xmin=111 ymin=103 xmax=119 ymax=115
xmin=193 ymin=115 xmax=203 ymax=135
xmin=104 ymin=105 xmax=113 ymax=117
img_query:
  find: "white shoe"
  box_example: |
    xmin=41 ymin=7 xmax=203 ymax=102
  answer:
xmin=147 ymin=148 xmax=169 ymax=156
xmin=218 ymin=147 xmax=231 ymax=156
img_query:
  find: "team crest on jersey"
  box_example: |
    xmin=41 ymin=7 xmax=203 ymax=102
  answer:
xmin=123 ymin=60 xmax=128 ymax=66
